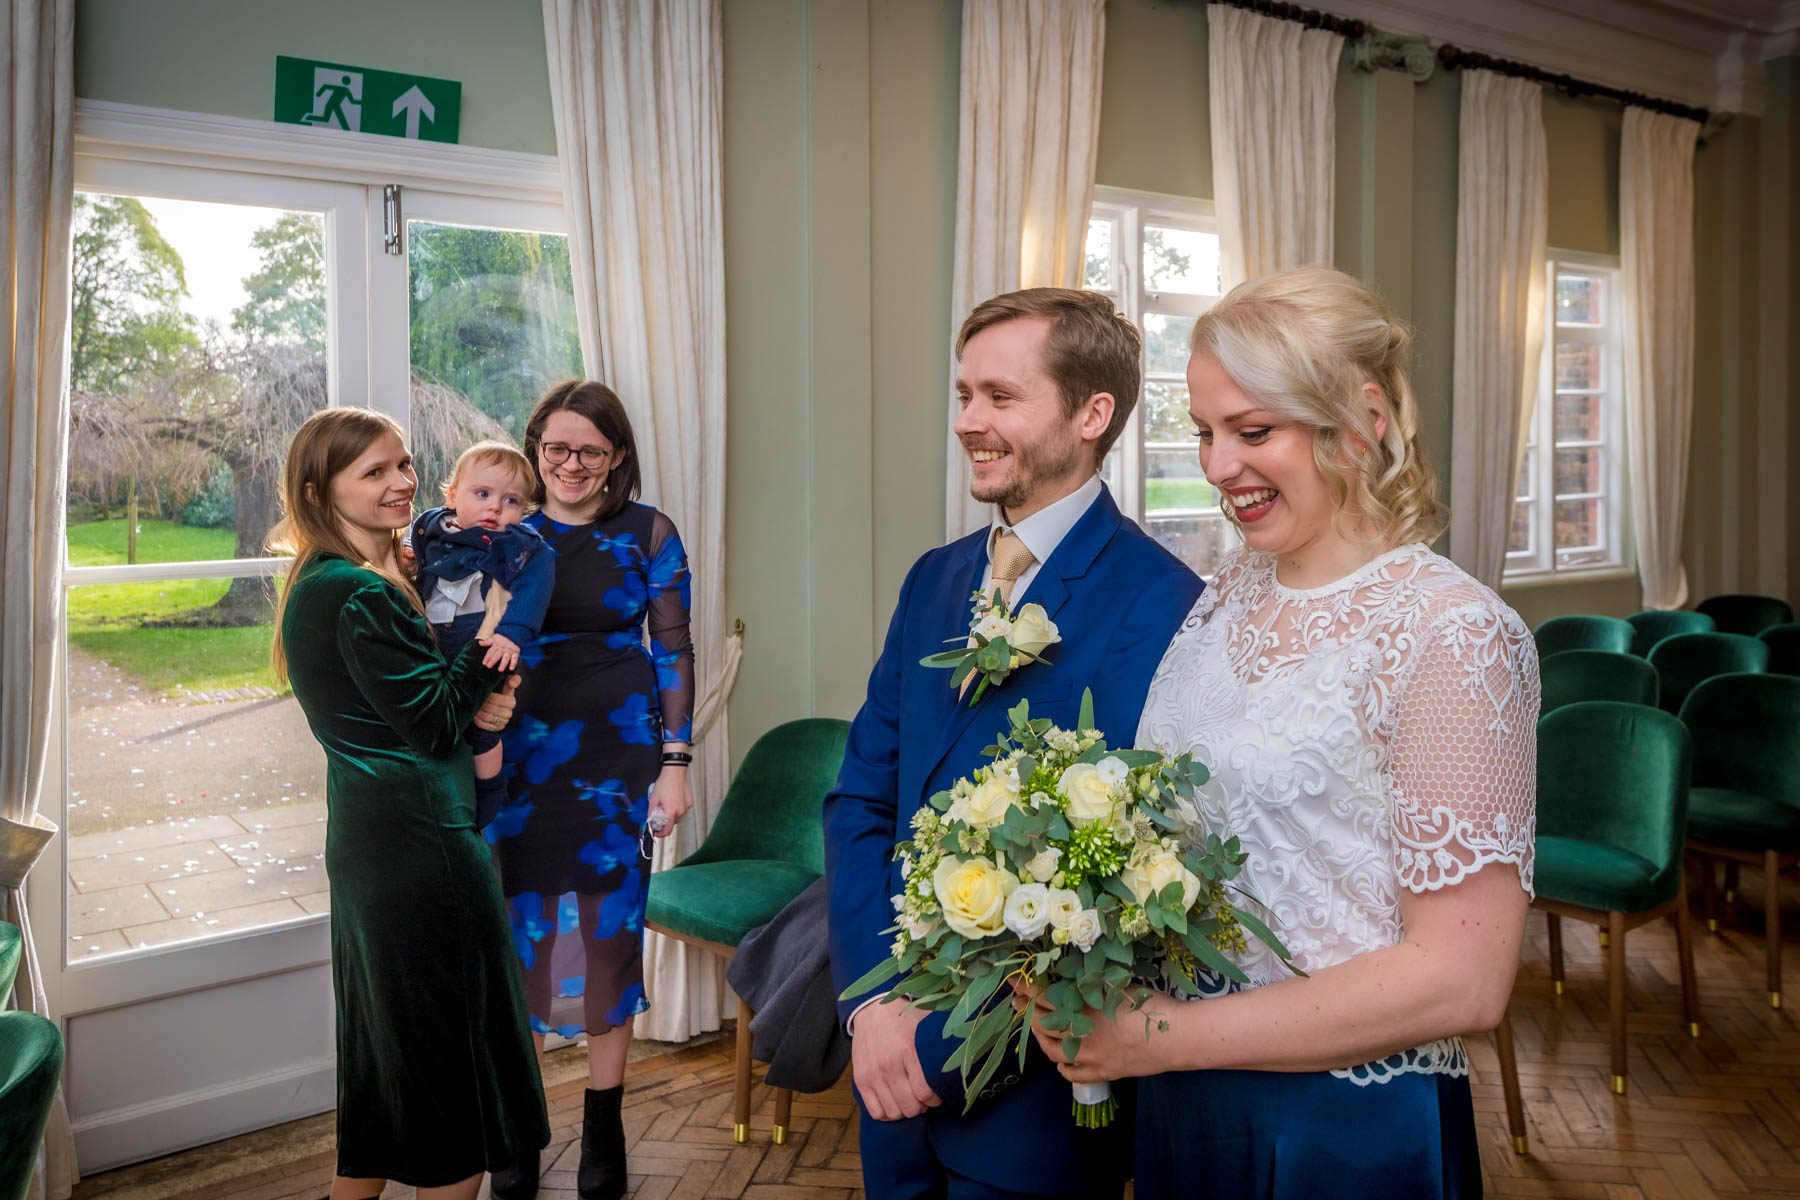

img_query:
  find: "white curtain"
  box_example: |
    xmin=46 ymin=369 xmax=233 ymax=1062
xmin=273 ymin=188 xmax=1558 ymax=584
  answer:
xmin=2 ymin=2 xmax=80 ymax=1194
xmin=1207 ymin=4 xmax=1343 ymax=290
xmin=1621 ymin=107 xmax=1700 ymax=611
xmin=542 ymin=0 xmax=733 ymax=1041
xmin=944 ymin=0 xmax=1106 ymax=540
xmin=1449 ymin=70 xmax=1547 ymax=589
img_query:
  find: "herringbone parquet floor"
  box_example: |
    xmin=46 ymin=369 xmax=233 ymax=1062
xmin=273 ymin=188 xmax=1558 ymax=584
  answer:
xmin=72 ymin=868 xmax=1800 ymax=1200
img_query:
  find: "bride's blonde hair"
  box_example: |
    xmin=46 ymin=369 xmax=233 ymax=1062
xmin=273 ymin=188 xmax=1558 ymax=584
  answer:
xmin=1190 ymin=267 xmax=1445 ymax=547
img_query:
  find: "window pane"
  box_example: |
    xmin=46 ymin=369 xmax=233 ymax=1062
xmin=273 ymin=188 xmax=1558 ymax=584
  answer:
xmin=1143 ymin=225 xmax=1221 ymax=296
xmin=1553 ymin=498 xmax=1603 ymax=553
xmin=1143 ymin=313 xmax=1196 ymax=376
xmin=408 ymin=221 xmax=585 ymax=455
xmin=1507 ymin=501 xmax=1532 ymax=555
xmin=1144 ymin=447 xmax=1213 ymax=513
xmin=66 ymin=578 xmax=327 ymax=958
xmin=1143 ymin=381 xmax=1196 ymax=443
xmin=1554 ymin=394 xmax=1603 ymax=443
xmin=1555 ymin=342 xmax=1602 ymax=391
xmin=1147 ymin=514 xmax=1240 ymax=577
xmin=68 ymin=193 xmax=330 ymax=568
xmin=1556 ymin=274 xmax=1603 ymax=325
xmin=1514 ymin=448 xmax=1534 ymax=503
xmin=1083 ymin=218 xmax=1114 ymax=291
xmin=1554 ymin=447 xmax=1603 ymax=497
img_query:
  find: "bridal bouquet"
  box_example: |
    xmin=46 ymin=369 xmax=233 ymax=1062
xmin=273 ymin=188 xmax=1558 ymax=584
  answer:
xmin=841 ymin=692 xmax=1292 ymax=1127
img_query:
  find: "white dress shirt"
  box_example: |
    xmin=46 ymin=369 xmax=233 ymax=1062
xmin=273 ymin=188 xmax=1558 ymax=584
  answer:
xmin=977 ymin=472 xmax=1103 ymax=604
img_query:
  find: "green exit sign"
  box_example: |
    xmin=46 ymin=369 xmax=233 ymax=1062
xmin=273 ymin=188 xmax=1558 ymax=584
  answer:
xmin=274 ymin=55 xmax=461 ymax=144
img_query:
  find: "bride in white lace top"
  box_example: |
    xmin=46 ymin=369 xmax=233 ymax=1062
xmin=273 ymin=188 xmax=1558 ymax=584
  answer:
xmin=1028 ymin=268 xmax=1538 ymax=1198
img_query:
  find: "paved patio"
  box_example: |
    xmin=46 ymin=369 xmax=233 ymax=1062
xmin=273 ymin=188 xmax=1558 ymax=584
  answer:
xmin=64 ymin=648 xmax=330 ymax=958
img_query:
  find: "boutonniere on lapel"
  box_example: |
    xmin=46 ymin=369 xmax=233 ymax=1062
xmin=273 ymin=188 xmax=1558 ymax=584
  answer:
xmin=922 ymin=588 xmax=1062 ymax=706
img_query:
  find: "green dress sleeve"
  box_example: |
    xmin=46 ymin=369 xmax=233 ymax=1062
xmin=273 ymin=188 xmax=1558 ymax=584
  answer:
xmin=335 ymin=578 xmax=503 ymax=757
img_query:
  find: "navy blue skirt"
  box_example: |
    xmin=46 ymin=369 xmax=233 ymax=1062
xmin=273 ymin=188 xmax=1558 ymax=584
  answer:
xmin=1134 ymin=1065 xmax=1481 ymax=1199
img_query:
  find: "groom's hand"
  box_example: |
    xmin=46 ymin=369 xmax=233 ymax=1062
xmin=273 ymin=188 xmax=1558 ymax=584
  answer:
xmin=851 ymin=999 xmax=941 ymax=1121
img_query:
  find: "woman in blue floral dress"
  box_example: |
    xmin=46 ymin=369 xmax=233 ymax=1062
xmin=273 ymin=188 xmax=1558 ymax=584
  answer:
xmin=487 ymin=381 xmax=695 ymax=1200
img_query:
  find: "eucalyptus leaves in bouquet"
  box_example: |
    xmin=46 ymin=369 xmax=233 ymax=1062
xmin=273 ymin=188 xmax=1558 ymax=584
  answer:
xmin=841 ymin=691 xmax=1295 ymax=1127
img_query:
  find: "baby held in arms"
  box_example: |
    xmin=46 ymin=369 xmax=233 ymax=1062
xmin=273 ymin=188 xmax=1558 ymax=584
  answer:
xmin=410 ymin=441 xmax=556 ymax=828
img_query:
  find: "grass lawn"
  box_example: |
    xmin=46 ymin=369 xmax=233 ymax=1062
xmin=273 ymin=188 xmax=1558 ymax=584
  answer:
xmin=67 ymin=519 xmax=285 ymax=696
xmin=1145 ymin=478 xmax=1216 ymax=512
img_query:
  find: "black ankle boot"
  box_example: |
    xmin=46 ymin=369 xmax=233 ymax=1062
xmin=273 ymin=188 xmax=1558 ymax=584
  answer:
xmin=489 ymin=1148 xmax=540 ymax=1200
xmin=577 ymin=1085 xmax=627 ymax=1200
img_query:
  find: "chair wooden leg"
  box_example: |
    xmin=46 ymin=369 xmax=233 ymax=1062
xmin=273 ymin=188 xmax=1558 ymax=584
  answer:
xmin=734 ymin=996 xmax=754 ymax=1143
xmin=772 ymin=1086 xmax=794 ymax=1145
xmin=1546 ymin=913 xmax=1565 ymax=996
xmin=1701 ymin=853 xmax=1719 ymax=933
xmin=1493 ymin=1004 xmax=1528 ymax=1155
xmin=1766 ymin=850 xmax=1783 ymax=1010
xmin=1674 ymin=877 xmax=1700 ymax=1038
xmin=1608 ymin=911 xmax=1628 ymax=1094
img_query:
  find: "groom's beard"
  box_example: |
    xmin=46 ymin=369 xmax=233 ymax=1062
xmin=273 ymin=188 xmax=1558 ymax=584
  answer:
xmin=966 ymin=427 xmax=1085 ymax=511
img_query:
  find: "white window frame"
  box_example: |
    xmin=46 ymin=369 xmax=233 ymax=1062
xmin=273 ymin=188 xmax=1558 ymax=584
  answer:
xmin=1085 ymin=187 xmax=1227 ymax=567
xmin=1504 ymin=250 xmax=1633 ymax=585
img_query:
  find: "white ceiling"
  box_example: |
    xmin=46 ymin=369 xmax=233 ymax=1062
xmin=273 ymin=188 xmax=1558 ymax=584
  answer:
xmin=1313 ymin=0 xmax=1800 ymax=114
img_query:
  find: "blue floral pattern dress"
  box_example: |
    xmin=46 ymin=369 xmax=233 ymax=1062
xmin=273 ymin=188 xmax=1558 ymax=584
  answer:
xmin=493 ymin=502 xmax=694 ymax=1036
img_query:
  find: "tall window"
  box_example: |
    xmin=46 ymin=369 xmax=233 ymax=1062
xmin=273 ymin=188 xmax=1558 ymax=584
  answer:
xmin=1083 ymin=188 xmax=1238 ymax=576
xmin=1506 ymin=255 xmax=1627 ymax=578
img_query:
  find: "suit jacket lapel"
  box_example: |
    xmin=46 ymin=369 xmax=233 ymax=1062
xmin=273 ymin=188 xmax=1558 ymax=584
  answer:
xmin=924 ymin=486 xmax=1124 ymax=783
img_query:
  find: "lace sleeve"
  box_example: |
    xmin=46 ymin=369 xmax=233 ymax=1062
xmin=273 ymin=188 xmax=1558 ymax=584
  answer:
xmin=645 ymin=510 xmax=695 ymax=745
xmin=1387 ymin=599 xmax=1539 ymax=896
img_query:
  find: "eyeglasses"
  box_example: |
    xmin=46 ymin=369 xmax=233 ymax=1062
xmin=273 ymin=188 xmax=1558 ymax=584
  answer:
xmin=539 ymin=441 xmax=614 ymax=469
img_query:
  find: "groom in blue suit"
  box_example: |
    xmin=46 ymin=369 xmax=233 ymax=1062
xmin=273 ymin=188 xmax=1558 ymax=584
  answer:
xmin=825 ymin=288 xmax=1205 ymax=1199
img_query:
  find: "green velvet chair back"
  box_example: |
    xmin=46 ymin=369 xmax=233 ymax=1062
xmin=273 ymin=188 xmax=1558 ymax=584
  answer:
xmin=1758 ymin=622 xmax=1800 ymax=677
xmin=1535 ymin=614 xmax=1635 ymax=657
xmin=1648 ymin=632 xmax=1770 ymax=714
xmin=1538 ymin=701 xmax=1691 ymax=891
xmin=0 ymin=1011 xmax=63 ymax=1200
xmin=682 ymin=718 xmax=850 ymax=875
xmin=1539 ymin=650 xmax=1658 ymax=713
xmin=1678 ymin=674 xmax=1800 ymax=810
xmin=1627 ymin=609 xmax=1715 ymax=657
xmin=1697 ymin=593 xmax=1794 ymax=637
xmin=0 ymin=924 xmax=19 ymax=1006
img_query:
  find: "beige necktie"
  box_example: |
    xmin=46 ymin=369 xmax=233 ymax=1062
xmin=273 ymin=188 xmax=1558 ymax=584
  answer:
xmin=988 ymin=527 xmax=1037 ymax=610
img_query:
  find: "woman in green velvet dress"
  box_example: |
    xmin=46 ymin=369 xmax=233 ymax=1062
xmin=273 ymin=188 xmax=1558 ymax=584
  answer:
xmin=271 ymin=408 xmax=550 ymax=1200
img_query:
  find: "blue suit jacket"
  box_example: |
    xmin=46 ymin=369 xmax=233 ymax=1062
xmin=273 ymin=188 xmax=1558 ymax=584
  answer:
xmin=823 ymin=485 xmax=1203 ymax=1195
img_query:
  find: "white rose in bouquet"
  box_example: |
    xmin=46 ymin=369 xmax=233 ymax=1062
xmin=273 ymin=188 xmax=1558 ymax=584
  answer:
xmin=1065 ymin=907 xmax=1103 ymax=953
xmin=1059 ymin=762 xmax=1117 ymax=825
xmin=957 ymin=771 xmax=1021 ymax=829
xmin=1023 ymin=846 xmax=1062 ymax=882
xmin=1003 ymin=883 xmax=1053 ymax=938
xmin=932 ymin=855 xmax=1019 ymax=939
xmin=1124 ymin=848 xmax=1203 ymax=910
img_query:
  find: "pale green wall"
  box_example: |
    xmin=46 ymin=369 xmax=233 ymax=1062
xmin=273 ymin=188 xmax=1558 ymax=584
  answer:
xmin=72 ymin=0 xmax=1798 ymax=762
xmin=75 ymin=0 xmax=556 ymax=155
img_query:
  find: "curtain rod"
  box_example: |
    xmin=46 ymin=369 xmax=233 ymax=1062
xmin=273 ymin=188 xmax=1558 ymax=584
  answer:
xmin=1209 ymin=1 xmax=1713 ymax=126
xmin=1436 ymin=45 xmax=1709 ymax=125
xmin=1208 ymin=0 xmax=1366 ymax=41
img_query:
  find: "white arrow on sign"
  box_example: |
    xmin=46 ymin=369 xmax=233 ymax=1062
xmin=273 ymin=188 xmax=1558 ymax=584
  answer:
xmin=393 ymin=85 xmax=436 ymax=139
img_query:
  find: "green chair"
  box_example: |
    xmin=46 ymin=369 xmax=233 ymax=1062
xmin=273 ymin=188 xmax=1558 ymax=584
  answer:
xmin=1539 ymin=650 xmax=1658 ymax=713
xmin=1535 ymin=614 xmax=1635 ymax=657
xmin=0 ymin=1010 xmax=63 ymax=1200
xmin=1532 ymin=701 xmax=1697 ymax=1094
xmin=645 ymin=718 xmax=850 ymax=1144
xmin=1759 ymin=622 xmax=1800 ymax=677
xmin=1697 ymin=594 xmax=1794 ymax=638
xmin=1680 ymin=673 xmax=1800 ymax=1010
xmin=1627 ymin=609 xmax=1715 ymax=657
xmin=1647 ymin=632 xmax=1769 ymax=715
